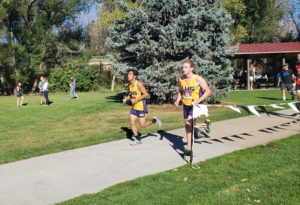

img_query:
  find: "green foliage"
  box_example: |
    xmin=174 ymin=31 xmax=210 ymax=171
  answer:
xmin=50 ymin=58 xmax=100 ymax=92
xmin=107 ymin=0 xmax=234 ymax=103
xmin=88 ymin=0 xmax=138 ymax=55
xmin=222 ymin=0 xmax=247 ymax=43
xmin=0 ymin=0 xmax=93 ymax=94
xmin=0 ymin=89 xmax=284 ymax=164
xmin=242 ymin=0 xmax=284 ymax=43
xmin=59 ymin=134 xmax=300 ymax=205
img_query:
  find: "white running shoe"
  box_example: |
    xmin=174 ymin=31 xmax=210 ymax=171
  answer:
xmin=130 ymin=139 xmax=142 ymax=146
xmin=153 ymin=116 xmax=162 ymax=128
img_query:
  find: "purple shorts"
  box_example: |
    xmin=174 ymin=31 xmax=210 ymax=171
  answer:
xmin=130 ymin=100 xmax=148 ymax=118
xmin=130 ymin=108 xmax=147 ymax=118
xmin=183 ymin=105 xmax=193 ymax=120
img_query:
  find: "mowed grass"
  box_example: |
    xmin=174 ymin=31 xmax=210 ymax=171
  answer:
xmin=0 ymin=89 xmax=291 ymax=164
xmin=58 ymin=134 xmax=300 ymax=205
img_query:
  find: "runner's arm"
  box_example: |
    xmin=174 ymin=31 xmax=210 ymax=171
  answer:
xmin=131 ymin=82 xmax=149 ymax=105
xmin=122 ymin=95 xmax=131 ymax=104
xmin=174 ymin=80 xmax=183 ymax=106
xmin=194 ymin=76 xmax=211 ymax=105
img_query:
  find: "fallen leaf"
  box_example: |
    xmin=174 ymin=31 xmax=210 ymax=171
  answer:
xmin=254 ymin=199 xmax=261 ymax=203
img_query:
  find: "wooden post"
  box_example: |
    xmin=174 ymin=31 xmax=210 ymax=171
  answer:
xmin=111 ymin=74 xmax=116 ymax=91
xmin=282 ymin=57 xmax=286 ymax=66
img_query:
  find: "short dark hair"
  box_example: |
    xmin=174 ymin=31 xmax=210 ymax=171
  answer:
xmin=127 ymin=68 xmax=138 ymax=76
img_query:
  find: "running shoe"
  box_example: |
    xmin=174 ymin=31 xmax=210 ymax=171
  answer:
xmin=130 ymin=139 xmax=142 ymax=146
xmin=152 ymin=116 xmax=162 ymax=128
xmin=204 ymin=119 xmax=211 ymax=134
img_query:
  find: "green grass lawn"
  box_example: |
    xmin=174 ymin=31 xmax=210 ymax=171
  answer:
xmin=58 ymin=134 xmax=300 ymax=205
xmin=0 ymin=89 xmax=293 ymax=164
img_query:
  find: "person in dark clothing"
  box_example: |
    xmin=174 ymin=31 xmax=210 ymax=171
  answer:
xmin=277 ymin=63 xmax=296 ymax=101
xmin=16 ymin=83 xmax=25 ymax=107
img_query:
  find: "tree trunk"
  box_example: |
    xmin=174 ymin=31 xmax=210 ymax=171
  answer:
xmin=111 ymin=74 xmax=116 ymax=91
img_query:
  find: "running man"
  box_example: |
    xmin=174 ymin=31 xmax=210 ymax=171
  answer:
xmin=174 ymin=60 xmax=211 ymax=157
xmin=122 ymin=69 xmax=161 ymax=145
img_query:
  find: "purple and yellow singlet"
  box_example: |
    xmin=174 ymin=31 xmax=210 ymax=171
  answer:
xmin=129 ymin=80 xmax=145 ymax=111
xmin=180 ymin=75 xmax=200 ymax=106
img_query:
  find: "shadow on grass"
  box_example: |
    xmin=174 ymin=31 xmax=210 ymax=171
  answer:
xmin=257 ymin=96 xmax=282 ymax=101
xmin=257 ymin=105 xmax=270 ymax=116
xmin=238 ymin=105 xmax=252 ymax=115
xmin=106 ymin=92 xmax=127 ymax=103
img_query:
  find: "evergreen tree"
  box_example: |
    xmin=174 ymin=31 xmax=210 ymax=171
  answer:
xmin=89 ymin=0 xmax=139 ymax=55
xmin=107 ymin=0 xmax=233 ymax=103
xmin=242 ymin=0 xmax=284 ymax=43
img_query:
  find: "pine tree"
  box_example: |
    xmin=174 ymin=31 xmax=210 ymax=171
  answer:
xmin=107 ymin=0 xmax=233 ymax=103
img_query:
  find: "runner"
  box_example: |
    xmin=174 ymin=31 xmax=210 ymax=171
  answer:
xmin=123 ymin=68 xmax=162 ymax=145
xmin=174 ymin=60 xmax=211 ymax=160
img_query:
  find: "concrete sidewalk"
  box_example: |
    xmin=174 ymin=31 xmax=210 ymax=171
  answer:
xmin=0 ymin=109 xmax=299 ymax=205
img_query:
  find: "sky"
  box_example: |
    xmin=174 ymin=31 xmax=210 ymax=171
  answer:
xmin=76 ymin=1 xmax=300 ymax=28
xmin=76 ymin=2 xmax=102 ymax=27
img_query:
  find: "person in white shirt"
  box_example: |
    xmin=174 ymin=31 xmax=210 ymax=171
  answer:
xmin=43 ymin=77 xmax=50 ymax=105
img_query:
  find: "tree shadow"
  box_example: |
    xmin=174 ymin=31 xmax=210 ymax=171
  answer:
xmin=157 ymin=130 xmax=185 ymax=158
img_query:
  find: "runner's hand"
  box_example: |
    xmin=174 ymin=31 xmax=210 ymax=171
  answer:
xmin=130 ymin=99 xmax=137 ymax=105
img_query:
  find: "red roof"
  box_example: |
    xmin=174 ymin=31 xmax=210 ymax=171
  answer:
xmin=235 ymin=42 xmax=300 ymax=55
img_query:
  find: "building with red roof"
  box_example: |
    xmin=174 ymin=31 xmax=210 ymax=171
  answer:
xmin=233 ymin=42 xmax=300 ymax=90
